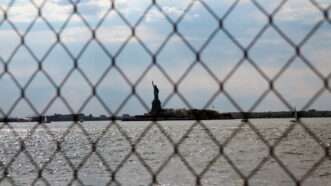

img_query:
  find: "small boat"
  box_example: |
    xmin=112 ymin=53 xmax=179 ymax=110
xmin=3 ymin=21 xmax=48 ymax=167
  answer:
xmin=40 ymin=116 xmax=51 ymax=123
xmin=290 ymin=108 xmax=299 ymax=123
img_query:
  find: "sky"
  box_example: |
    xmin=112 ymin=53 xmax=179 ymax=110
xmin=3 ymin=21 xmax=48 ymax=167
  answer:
xmin=0 ymin=0 xmax=330 ymax=117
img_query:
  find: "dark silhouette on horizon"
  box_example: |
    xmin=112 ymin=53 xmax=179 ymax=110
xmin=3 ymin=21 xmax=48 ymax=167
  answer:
xmin=152 ymin=81 xmax=159 ymax=100
xmin=151 ymin=81 xmax=162 ymax=115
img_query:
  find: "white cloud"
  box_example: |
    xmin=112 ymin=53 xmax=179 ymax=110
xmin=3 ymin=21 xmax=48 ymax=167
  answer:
xmin=0 ymin=0 xmax=330 ymax=115
xmin=6 ymin=1 xmax=38 ymax=23
xmin=60 ymin=23 xmax=173 ymax=49
xmin=4 ymin=0 xmax=72 ymax=23
xmin=161 ymin=6 xmax=184 ymax=18
xmin=41 ymin=1 xmax=73 ymax=22
xmin=96 ymin=25 xmax=131 ymax=43
xmin=274 ymin=0 xmax=323 ymax=22
xmin=114 ymin=0 xmax=150 ymax=19
xmin=60 ymin=26 xmax=92 ymax=43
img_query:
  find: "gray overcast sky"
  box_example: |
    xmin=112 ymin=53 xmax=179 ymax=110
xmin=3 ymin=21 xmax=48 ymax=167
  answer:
xmin=0 ymin=0 xmax=330 ymax=116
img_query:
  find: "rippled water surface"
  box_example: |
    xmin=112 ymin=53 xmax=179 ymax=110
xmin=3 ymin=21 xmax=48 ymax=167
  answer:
xmin=0 ymin=118 xmax=330 ymax=186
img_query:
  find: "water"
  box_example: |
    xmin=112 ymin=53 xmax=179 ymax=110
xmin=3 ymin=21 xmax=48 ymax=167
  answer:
xmin=0 ymin=118 xmax=330 ymax=186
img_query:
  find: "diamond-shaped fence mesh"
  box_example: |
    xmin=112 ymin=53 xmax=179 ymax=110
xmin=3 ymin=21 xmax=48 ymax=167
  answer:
xmin=0 ymin=0 xmax=330 ymax=185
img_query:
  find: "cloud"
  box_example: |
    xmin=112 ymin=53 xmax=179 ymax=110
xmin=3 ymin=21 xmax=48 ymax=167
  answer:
xmin=1 ymin=54 xmax=330 ymax=115
xmin=59 ymin=23 xmax=173 ymax=51
xmin=5 ymin=1 xmax=38 ymax=23
xmin=2 ymin=0 xmax=109 ymax=24
xmin=274 ymin=0 xmax=323 ymax=23
xmin=4 ymin=0 xmax=72 ymax=23
xmin=96 ymin=26 xmax=132 ymax=44
xmin=60 ymin=26 xmax=92 ymax=43
xmin=161 ymin=6 xmax=185 ymax=19
xmin=0 ymin=0 xmax=330 ymax=116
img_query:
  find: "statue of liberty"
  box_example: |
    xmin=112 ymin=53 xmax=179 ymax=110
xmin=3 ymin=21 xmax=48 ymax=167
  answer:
xmin=152 ymin=81 xmax=159 ymax=100
xmin=151 ymin=81 xmax=161 ymax=115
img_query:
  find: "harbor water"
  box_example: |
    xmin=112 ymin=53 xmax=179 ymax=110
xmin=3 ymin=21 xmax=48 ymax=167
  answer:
xmin=0 ymin=118 xmax=330 ymax=186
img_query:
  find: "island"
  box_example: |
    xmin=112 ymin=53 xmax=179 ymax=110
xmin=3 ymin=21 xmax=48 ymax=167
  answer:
xmin=1 ymin=83 xmax=330 ymax=123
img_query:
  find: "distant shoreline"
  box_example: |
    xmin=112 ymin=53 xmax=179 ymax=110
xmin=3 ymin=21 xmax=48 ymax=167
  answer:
xmin=122 ymin=110 xmax=331 ymax=121
xmin=2 ymin=110 xmax=331 ymax=123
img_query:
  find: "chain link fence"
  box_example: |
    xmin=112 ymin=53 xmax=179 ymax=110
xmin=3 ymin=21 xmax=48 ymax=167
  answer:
xmin=0 ymin=0 xmax=330 ymax=185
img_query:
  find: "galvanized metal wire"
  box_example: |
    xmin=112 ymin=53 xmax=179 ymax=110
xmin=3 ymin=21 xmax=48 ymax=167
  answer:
xmin=0 ymin=0 xmax=330 ymax=185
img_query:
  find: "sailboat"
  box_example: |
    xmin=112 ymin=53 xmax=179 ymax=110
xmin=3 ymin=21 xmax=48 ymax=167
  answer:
xmin=290 ymin=108 xmax=299 ymax=123
xmin=41 ymin=116 xmax=51 ymax=123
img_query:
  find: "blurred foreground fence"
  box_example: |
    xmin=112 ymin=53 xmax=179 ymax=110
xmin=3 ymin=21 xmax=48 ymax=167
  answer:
xmin=0 ymin=0 xmax=331 ymax=185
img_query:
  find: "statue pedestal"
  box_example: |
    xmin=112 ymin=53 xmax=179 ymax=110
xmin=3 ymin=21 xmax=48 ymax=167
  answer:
xmin=151 ymin=99 xmax=162 ymax=115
